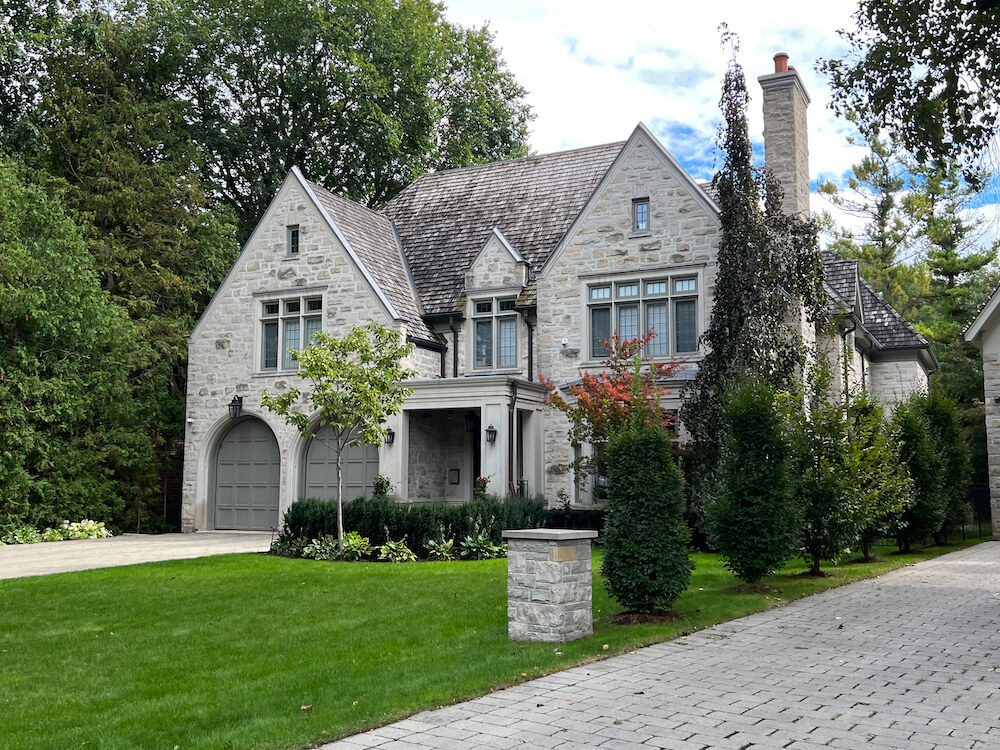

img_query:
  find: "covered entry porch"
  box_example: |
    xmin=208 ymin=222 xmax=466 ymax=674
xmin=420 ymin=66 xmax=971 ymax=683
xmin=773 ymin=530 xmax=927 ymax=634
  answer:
xmin=381 ymin=376 xmax=547 ymax=503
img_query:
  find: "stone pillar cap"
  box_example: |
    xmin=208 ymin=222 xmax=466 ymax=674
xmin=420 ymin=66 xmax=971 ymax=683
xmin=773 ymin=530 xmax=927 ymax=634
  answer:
xmin=503 ymin=528 xmax=599 ymax=541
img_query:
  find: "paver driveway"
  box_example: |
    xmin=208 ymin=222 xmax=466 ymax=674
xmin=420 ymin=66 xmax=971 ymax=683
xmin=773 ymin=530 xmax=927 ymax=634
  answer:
xmin=325 ymin=542 xmax=1000 ymax=750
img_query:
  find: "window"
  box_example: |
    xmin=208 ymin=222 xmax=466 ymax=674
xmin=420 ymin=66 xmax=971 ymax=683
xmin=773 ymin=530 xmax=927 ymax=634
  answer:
xmin=588 ymin=275 xmax=699 ymax=359
xmin=473 ymin=297 xmax=518 ymax=369
xmin=261 ymin=296 xmax=322 ymax=370
xmin=287 ymin=225 xmax=300 ymax=255
xmin=632 ymin=199 xmax=649 ymax=233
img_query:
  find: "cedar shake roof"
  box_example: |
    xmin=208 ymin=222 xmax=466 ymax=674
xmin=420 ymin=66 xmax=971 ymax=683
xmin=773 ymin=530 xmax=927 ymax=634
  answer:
xmin=822 ymin=251 xmax=928 ymax=351
xmin=383 ymin=142 xmax=625 ymax=315
xmin=859 ymin=279 xmax=930 ymax=350
xmin=309 ymin=181 xmax=438 ymax=343
xmin=822 ymin=252 xmax=858 ymax=311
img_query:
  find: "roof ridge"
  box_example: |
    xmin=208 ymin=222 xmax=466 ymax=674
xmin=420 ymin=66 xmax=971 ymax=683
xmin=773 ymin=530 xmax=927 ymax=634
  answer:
xmin=390 ymin=141 xmax=627 ymax=193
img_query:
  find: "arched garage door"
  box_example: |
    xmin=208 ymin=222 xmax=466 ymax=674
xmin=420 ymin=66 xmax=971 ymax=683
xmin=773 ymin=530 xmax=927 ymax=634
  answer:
xmin=303 ymin=425 xmax=379 ymax=500
xmin=214 ymin=418 xmax=280 ymax=530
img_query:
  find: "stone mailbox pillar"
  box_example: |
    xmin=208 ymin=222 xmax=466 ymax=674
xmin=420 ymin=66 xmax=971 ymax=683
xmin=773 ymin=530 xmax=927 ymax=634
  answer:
xmin=502 ymin=528 xmax=599 ymax=642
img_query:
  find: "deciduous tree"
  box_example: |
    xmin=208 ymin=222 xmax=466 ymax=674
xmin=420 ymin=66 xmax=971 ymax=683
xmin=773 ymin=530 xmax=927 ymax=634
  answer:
xmin=821 ymin=0 xmax=1000 ymax=177
xmin=0 ymin=155 xmax=154 ymax=527
xmin=261 ymin=323 xmax=415 ymax=549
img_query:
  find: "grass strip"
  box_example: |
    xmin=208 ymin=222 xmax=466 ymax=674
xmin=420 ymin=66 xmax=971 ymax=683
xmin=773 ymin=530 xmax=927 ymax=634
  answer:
xmin=0 ymin=535 xmax=989 ymax=750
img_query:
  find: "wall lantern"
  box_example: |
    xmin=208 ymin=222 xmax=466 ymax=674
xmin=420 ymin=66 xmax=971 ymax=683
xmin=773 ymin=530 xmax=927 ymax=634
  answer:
xmin=385 ymin=427 xmax=395 ymax=445
xmin=228 ymin=395 xmax=243 ymax=420
xmin=485 ymin=423 xmax=497 ymax=444
xmin=465 ymin=412 xmax=477 ymax=432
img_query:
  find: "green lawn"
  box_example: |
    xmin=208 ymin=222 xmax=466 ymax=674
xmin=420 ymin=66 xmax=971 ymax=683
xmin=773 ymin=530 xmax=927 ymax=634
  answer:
xmin=0 ymin=536 xmax=989 ymax=750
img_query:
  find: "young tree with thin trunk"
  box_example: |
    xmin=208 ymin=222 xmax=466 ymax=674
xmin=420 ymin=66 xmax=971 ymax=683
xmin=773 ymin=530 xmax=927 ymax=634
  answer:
xmin=262 ymin=323 xmax=415 ymax=549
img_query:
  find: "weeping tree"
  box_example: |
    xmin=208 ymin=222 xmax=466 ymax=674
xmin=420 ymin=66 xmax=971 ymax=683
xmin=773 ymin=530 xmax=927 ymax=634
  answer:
xmin=681 ymin=45 xmax=827 ymax=516
xmin=261 ymin=323 xmax=415 ymax=549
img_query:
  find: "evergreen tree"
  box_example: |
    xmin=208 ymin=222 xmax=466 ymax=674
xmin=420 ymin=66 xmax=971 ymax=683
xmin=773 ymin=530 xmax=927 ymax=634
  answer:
xmin=601 ymin=423 xmax=692 ymax=613
xmin=708 ymin=378 xmax=798 ymax=584
xmin=893 ymin=394 xmax=947 ymax=552
xmin=817 ymin=122 xmax=931 ymax=320
xmin=923 ymin=392 xmax=972 ymax=544
xmin=847 ymin=392 xmax=913 ymax=562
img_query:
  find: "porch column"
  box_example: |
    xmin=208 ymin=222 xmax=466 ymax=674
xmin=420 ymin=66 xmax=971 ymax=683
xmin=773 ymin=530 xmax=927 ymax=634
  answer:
xmin=382 ymin=409 xmax=409 ymax=500
xmin=482 ymin=400 xmax=508 ymax=495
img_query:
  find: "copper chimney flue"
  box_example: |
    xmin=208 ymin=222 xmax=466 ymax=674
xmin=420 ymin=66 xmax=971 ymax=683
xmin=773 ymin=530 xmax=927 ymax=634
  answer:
xmin=774 ymin=52 xmax=789 ymax=73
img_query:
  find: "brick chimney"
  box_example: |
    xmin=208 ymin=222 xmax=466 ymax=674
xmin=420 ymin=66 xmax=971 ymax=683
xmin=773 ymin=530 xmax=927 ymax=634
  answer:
xmin=758 ymin=53 xmax=811 ymax=216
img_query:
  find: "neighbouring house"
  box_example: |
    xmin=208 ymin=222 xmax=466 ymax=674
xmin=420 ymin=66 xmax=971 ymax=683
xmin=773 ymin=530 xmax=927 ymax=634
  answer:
xmin=961 ymin=292 xmax=1000 ymax=540
xmin=181 ymin=54 xmax=934 ymax=532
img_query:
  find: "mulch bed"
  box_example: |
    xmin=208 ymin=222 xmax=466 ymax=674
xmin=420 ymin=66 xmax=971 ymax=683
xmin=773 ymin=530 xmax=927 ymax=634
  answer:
xmin=602 ymin=611 xmax=685 ymax=625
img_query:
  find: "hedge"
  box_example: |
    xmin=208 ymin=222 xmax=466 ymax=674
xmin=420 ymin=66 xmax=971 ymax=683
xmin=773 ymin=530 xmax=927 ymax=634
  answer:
xmin=279 ymin=496 xmax=604 ymax=557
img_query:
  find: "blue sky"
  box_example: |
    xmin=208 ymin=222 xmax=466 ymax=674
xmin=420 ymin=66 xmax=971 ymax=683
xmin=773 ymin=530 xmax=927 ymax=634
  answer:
xmin=441 ymin=1 xmax=999 ymax=244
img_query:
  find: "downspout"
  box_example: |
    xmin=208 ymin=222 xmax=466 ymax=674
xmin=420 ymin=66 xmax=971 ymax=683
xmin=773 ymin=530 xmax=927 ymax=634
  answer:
xmin=840 ymin=319 xmax=857 ymax=405
xmin=526 ymin=318 xmax=535 ymax=381
xmin=449 ymin=316 xmax=459 ymax=378
xmin=508 ymin=380 xmax=518 ymax=497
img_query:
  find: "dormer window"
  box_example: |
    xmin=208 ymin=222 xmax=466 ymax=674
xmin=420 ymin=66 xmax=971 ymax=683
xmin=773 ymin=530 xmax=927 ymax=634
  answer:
xmin=287 ymin=225 xmax=300 ymax=255
xmin=632 ymin=199 xmax=649 ymax=233
xmin=473 ymin=297 xmax=518 ymax=370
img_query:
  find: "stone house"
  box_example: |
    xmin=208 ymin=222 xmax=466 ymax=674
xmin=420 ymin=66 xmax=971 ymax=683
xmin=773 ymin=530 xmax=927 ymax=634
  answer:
xmin=961 ymin=292 xmax=1000 ymax=539
xmin=181 ymin=55 xmax=934 ymax=532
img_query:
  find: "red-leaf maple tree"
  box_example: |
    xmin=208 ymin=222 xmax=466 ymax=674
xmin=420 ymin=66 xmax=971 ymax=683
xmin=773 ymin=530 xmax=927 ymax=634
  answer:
xmin=540 ymin=331 xmax=682 ymax=489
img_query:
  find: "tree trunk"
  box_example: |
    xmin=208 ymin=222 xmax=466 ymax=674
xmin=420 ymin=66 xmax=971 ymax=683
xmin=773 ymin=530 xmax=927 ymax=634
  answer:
xmin=336 ymin=450 xmax=344 ymax=550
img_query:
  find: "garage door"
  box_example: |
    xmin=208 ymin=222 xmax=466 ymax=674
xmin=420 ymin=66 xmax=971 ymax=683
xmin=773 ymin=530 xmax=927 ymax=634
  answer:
xmin=215 ymin=418 xmax=280 ymax=530
xmin=303 ymin=425 xmax=379 ymax=500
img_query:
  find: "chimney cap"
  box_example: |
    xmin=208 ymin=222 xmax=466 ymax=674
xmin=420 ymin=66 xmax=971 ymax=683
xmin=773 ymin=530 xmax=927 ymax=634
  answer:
xmin=773 ymin=52 xmax=789 ymax=73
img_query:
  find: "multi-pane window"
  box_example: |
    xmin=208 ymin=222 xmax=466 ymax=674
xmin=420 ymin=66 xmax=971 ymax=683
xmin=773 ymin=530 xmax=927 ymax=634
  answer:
xmin=588 ymin=275 xmax=699 ymax=359
xmin=632 ymin=198 xmax=650 ymax=233
xmin=287 ymin=225 xmax=300 ymax=255
xmin=473 ymin=297 xmax=518 ymax=369
xmin=261 ymin=296 xmax=322 ymax=370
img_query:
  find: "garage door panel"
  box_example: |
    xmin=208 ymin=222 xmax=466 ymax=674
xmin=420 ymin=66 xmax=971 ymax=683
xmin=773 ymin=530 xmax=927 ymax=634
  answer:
xmin=215 ymin=418 xmax=279 ymax=530
xmin=303 ymin=428 xmax=378 ymax=500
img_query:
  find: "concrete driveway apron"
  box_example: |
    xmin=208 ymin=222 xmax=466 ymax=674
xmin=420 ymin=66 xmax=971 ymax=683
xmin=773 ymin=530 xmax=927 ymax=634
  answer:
xmin=0 ymin=531 xmax=271 ymax=580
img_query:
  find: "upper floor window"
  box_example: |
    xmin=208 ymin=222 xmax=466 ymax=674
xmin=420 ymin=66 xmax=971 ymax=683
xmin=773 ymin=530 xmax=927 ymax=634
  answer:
xmin=632 ymin=198 xmax=649 ymax=233
xmin=588 ymin=275 xmax=699 ymax=359
xmin=261 ymin=296 xmax=322 ymax=370
xmin=287 ymin=225 xmax=300 ymax=255
xmin=473 ymin=297 xmax=518 ymax=369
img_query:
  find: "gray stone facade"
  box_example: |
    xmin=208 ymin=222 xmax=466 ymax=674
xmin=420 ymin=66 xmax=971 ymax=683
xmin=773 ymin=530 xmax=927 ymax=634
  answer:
xmin=503 ymin=529 xmax=599 ymax=642
xmin=183 ymin=57 xmax=934 ymax=532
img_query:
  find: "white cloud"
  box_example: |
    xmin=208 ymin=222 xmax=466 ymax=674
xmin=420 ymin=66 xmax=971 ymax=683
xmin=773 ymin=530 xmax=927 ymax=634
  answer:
xmin=441 ymin=2 xmax=867 ymax=202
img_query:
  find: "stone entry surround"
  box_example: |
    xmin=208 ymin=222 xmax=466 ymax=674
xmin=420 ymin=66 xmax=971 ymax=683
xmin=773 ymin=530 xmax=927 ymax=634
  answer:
xmin=322 ymin=541 xmax=1000 ymax=749
xmin=503 ymin=528 xmax=599 ymax=642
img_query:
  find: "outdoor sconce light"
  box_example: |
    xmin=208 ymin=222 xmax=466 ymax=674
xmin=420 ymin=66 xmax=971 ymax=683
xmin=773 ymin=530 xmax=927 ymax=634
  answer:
xmin=465 ymin=412 xmax=477 ymax=432
xmin=385 ymin=427 xmax=395 ymax=445
xmin=994 ymin=396 xmax=1000 ymax=403
xmin=485 ymin=424 xmax=498 ymax=444
xmin=228 ymin=395 xmax=243 ymax=420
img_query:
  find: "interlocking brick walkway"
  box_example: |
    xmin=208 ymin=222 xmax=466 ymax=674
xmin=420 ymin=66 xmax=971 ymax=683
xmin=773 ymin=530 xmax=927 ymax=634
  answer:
xmin=322 ymin=542 xmax=1000 ymax=750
